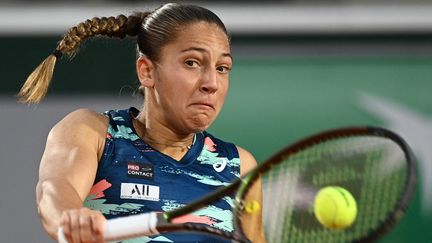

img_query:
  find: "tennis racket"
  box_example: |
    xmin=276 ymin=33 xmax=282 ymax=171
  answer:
xmin=58 ymin=126 xmax=416 ymax=243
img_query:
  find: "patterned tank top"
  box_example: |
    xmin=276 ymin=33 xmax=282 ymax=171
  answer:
xmin=84 ymin=107 xmax=240 ymax=242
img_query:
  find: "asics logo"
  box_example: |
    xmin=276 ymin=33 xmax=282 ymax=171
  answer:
xmin=213 ymin=158 xmax=227 ymax=172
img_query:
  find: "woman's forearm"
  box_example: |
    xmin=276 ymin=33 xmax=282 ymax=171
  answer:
xmin=36 ymin=178 xmax=84 ymax=239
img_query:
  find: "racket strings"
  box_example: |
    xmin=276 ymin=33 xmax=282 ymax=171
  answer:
xmin=273 ymin=165 xmax=297 ymax=243
xmin=355 ymin=140 xmax=406 ymax=239
xmin=252 ymin=136 xmax=408 ymax=243
xmin=263 ymin=159 xmax=303 ymax=243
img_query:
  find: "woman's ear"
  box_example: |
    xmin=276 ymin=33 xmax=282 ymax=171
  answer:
xmin=136 ymin=55 xmax=155 ymax=88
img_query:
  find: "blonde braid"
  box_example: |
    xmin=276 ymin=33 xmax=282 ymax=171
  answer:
xmin=18 ymin=13 xmax=147 ymax=104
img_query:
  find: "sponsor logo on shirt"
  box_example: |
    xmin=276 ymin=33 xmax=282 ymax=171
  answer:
xmin=213 ymin=158 xmax=227 ymax=172
xmin=120 ymin=183 xmax=160 ymax=201
xmin=127 ymin=162 xmax=154 ymax=180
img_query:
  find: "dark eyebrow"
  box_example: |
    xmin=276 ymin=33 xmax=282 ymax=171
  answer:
xmin=222 ymin=53 xmax=233 ymax=62
xmin=180 ymin=47 xmax=233 ymax=62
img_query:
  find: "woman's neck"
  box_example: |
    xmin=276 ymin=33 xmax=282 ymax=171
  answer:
xmin=133 ymin=111 xmax=195 ymax=160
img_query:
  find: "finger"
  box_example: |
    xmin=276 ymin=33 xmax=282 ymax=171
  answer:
xmin=60 ymin=212 xmax=73 ymax=243
xmin=69 ymin=210 xmax=81 ymax=243
xmin=79 ymin=213 xmax=93 ymax=242
xmin=90 ymin=212 xmax=105 ymax=242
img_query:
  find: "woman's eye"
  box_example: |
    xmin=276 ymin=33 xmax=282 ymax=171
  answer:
xmin=185 ymin=60 xmax=198 ymax=67
xmin=217 ymin=66 xmax=231 ymax=74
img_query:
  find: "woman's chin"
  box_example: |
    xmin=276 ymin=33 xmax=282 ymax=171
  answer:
xmin=187 ymin=115 xmax=214 ymax=132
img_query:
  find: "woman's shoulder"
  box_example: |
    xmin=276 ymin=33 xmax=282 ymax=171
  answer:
xmin=62 ymin=108 xmax=107 ymax=126
xmin=50 ymin=108 xmax=109 ymax=138
xmin=44 ymin=109 xmax=110 ymax=160
xmin=236 ymin=146 xmax=257 ymax=176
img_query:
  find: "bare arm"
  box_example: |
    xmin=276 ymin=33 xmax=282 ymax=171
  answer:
xmin=238 ymin=146 xmax=266 ymax=243
xmin=36 ymin=109 xmax=108 ymax=242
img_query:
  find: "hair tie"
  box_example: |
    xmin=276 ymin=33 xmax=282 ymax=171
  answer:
xmin=52 ymin=49 xmax=63 ymax=59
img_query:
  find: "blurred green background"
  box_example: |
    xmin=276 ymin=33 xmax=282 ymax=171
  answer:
xmin=2 ymin=2 xmax=432 ymax=242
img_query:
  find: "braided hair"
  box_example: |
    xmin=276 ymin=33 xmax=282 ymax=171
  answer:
xmin=18 ymin=3 xmax=228 ymax=103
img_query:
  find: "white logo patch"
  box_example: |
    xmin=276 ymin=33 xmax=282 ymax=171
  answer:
xmin=213 ymin=158 xmax=227 ymax=172
xmin=120 ymin=183 xmax=160 ymax=201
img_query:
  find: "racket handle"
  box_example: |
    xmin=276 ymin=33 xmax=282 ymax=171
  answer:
xmin=105 ymin=212 xmax=159 ymax=241
xmin=57 ymin=227 xmax=68 ymax=243
xmin=57 ymin=212 xmax=159 ymax=242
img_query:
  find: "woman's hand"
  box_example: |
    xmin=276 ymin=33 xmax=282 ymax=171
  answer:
xmin=59 ymin=207 xmax=106 ymax=243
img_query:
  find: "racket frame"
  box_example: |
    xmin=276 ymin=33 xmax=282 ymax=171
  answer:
xmin=232 ymin=126 xmax=416 ymax=243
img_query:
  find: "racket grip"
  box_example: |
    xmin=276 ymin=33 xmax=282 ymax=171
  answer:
xmin=57 ymin=227 xmax=67 ymax=243
xmin=57 ymin=212 xmax=159 ymax=242
xmin=105 ymin=212 xmax=159 ymax=241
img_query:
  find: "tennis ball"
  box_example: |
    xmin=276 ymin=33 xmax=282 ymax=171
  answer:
xmin=313 ymin=186 xmax=357 ymax=230
xmin=244 ymin=200 xmax=261 ymax=214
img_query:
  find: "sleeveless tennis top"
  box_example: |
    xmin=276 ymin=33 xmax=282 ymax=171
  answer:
xmin=84 ymin=107 xmax=241 ymax=243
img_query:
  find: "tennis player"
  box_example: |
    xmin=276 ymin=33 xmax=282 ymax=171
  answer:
xmin=23 ymin=3 xmax=264 ymax=243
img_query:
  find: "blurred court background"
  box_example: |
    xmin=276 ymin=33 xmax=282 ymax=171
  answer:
xmin=1 ymin=0 xmax=432 ymax=242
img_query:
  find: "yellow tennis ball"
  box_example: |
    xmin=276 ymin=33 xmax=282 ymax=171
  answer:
xmin=313 ymin=186 xmax=357 ymax=230
xmin=244 ymin=200 xmax=261 ymax=214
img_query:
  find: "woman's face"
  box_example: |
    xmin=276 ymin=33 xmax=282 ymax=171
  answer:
xmin=140 ymin=21 xmax=232 ymax=133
